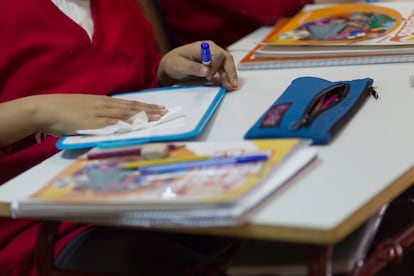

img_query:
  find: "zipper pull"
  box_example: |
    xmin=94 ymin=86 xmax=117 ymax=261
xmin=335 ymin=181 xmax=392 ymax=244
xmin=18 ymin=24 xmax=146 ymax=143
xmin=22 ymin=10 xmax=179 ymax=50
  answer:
xmin=289 ymin=115 xmax=309 ymax=130
xmin=368 ymin=86 xmax=379 ymax=100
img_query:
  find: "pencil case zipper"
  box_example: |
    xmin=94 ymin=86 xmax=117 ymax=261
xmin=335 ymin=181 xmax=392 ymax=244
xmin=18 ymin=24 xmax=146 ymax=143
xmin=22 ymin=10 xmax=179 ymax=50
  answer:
xmin=289 ymin=83 xmax=349 ymax=129
xmin=289 ymin=82 xmax=378 ymax=130
xmin=328 ymin=82 xmax=378 ymax=137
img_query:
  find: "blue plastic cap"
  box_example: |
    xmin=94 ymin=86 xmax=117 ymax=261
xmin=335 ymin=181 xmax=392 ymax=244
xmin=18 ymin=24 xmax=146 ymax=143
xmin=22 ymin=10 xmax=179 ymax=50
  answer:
xmin=200 ymin=42 xmax=211 ymax=65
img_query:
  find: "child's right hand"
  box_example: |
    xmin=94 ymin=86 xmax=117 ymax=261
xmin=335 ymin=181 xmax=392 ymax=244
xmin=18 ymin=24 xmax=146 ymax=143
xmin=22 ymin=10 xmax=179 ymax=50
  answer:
xmin=30 ymin=94 xmax=168 ymax=135
xmin=0 ymin=93 xmax=168 ymax=147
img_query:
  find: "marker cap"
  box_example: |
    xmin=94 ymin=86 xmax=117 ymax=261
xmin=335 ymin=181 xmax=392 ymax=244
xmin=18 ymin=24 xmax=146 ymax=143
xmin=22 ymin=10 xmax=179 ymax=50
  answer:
xmin=200 ymin=42 xmax=211 ymax=65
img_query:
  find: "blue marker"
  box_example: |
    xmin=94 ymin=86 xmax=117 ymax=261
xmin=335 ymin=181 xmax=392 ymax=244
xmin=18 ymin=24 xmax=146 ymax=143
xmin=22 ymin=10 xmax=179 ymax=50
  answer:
xmin=139 ymin=153 xmax=269 ymax=175
xmin=200 ymin=42 xmax=211 ymax=65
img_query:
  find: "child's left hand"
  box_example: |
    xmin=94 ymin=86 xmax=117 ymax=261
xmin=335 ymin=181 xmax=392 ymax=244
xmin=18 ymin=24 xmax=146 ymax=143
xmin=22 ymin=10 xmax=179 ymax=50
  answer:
xmin=157 ymin=40 xmax=238 ymax=91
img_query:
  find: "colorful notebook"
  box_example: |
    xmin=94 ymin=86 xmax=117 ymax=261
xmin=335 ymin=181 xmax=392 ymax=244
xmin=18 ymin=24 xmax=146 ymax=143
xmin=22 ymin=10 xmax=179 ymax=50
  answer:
xmin=238 ymin=2 xmax=414 ymax=70
xmin=8 ymin=139 xmax=317 ymax=227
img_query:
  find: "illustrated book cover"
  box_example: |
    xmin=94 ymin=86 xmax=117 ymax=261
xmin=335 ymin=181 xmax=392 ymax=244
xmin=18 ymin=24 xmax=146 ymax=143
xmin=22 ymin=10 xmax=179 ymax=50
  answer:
xmin=239 ymin=2 xmax=414 ymax=70
xmin=2 ymin=139 xmax=317 ymax=227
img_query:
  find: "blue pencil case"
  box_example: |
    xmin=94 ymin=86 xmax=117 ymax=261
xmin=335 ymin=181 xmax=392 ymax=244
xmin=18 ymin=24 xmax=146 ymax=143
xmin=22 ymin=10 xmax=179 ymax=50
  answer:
xmin=244 ymin=76 xmax=378 ymax=145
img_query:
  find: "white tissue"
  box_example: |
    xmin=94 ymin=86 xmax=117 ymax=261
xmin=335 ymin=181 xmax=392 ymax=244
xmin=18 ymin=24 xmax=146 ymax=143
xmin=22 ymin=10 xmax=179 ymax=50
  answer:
xmin=77 ymin=107 xmax=184 ymax=136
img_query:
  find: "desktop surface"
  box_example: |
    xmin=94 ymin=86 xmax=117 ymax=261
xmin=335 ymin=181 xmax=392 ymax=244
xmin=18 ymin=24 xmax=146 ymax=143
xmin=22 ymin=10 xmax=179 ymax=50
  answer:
xmin=193 ymin=26 xmax=414 ymax=244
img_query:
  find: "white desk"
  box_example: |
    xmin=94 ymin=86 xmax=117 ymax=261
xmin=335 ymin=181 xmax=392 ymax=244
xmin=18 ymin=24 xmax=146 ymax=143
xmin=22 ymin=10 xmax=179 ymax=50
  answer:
xmin=195 ymin=26 xmax=414 ymax=244
xmin=2 ymin=27 xmax=414 ymax=247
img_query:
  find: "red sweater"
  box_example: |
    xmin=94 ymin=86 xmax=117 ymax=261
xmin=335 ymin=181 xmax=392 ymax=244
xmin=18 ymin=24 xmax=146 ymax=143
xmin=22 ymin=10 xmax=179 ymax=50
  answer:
xmin=0 ymin=0 xmax=161 ymax=274
xmin=157 ymin=0 xmax=312 ymax=48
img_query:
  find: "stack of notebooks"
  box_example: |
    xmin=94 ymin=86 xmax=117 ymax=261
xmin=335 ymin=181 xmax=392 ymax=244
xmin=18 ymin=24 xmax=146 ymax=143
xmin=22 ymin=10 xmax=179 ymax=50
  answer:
xmin=0 ymin=139 xmax=316 ymax=228
xmin=239 ymin=2 xmax=414 ymax=70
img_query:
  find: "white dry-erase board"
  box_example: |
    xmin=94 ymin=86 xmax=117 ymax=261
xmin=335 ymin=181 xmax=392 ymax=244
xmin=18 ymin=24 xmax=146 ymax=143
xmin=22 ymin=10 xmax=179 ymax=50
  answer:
xmin=56 ymin=85 xmax=226 ymax=150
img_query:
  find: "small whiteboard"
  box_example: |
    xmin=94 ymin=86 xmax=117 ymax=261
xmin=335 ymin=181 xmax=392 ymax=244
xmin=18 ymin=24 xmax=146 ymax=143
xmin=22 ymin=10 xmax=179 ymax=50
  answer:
xmin=56 ymin=86 xmax=225 ymax=150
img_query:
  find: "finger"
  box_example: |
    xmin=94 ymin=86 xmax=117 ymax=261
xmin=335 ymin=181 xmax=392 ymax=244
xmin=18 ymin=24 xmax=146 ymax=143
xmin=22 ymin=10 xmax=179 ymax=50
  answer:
xmin=204 ymin=46 xmax=237 ymax=89
xmin=103 ymin=99 xmax=168 ymax=117
xmin=218 ymin=67 xmax=238 ymax=91
xmin=208 ymin=51 xmax=224 ymax=77
xmin=128 ymin=101 xmax=168 ymax=114
xmin=105 ymin=98 xmax=165 ymax=112
xmin=221 ymin=53 xmax=238 ymax=89
xmin=217 ymin=69 xmax=235 ymax=91
xmin=94 ymin=108 xmax=137 ymax=120
xmin=95 ymin=98 xmax=168 ymax=123
xmin=146 ymin=113 xmax=163 ymax=122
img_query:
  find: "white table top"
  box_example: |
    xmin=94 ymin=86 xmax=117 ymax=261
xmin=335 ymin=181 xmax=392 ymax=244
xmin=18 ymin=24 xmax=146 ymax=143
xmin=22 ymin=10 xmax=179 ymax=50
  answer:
xmin=2 ymin=26 xmax=414 ymax=245
xmin=193 ymin=26 xmax=414 ymax=244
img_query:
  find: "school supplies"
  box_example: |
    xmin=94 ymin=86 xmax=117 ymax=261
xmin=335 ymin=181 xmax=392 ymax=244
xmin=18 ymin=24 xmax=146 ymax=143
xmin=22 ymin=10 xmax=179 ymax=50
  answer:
xmin=119 ymin=154 xmax=212 ymax=169
xmin=7 ymin=139 xmax=317 ymax=227
xmin=200 ymin=42 xmax=211 ymax=65
xmin=57 ymin=85 xmax=226 ymax=150
xmin=84 ymin=143 xmax=182 ymax=160
xmin=138 ymin=153 xmax=270 ymax=175
xmin=238 ymin=2 xmax=414 ymax=70
xmin=244 ymin=77 xmax=378 ymax=145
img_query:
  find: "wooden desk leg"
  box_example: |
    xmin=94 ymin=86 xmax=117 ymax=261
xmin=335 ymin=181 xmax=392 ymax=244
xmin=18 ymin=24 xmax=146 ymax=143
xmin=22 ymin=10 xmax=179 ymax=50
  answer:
xmin=308 ymin=245 xmax=333 ymax=276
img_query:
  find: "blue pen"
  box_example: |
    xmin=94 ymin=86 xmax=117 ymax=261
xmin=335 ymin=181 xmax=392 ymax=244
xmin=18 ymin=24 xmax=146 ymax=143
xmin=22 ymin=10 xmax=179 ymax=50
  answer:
xmin=200 ymin=42 xmax=211 ymax=65
xmin=139 ymin=153 xmax=269 ymax=175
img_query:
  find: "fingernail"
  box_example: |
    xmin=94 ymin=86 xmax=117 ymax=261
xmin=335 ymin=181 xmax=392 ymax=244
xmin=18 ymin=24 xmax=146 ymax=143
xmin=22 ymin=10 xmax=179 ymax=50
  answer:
xmin=232 ymin=79 xmax=238 ymax=88
xmin=148 ymin=114 xmax=162 ymax=121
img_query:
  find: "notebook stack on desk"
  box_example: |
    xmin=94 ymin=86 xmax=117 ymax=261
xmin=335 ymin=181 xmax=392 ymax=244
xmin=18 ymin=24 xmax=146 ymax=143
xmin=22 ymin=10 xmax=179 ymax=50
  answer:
xmin=0 ymin=139 xmax=316 ymax=228
xmin=239 ymin=2 xmax=414 ymax=70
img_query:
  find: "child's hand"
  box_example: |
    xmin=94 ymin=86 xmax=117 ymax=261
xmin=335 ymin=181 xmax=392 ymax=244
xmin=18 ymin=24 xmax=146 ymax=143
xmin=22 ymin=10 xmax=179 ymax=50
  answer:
xmin=30 ymin=94 xmax=168 ymax=135
xmin=157 ymin=41 xmax=238 ymax=91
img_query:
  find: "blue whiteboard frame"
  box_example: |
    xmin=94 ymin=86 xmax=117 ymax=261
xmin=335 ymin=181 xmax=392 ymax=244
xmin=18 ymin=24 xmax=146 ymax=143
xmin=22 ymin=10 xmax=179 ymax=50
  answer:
xmin=56 ymin=85 xmax=226 ymax=150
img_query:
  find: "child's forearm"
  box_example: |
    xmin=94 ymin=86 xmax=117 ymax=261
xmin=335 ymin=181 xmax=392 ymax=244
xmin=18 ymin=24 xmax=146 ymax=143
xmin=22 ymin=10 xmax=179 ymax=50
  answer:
xmin=0 ymin=97 xmax=41 ymax=148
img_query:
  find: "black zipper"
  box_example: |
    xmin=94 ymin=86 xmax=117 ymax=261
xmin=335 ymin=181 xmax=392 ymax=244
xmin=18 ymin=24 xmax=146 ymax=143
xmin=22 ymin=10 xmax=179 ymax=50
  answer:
xmin=289 ymin=83 xmax=350 ymax=130
xmin=328 ymin=82 xmax=378 ymax=137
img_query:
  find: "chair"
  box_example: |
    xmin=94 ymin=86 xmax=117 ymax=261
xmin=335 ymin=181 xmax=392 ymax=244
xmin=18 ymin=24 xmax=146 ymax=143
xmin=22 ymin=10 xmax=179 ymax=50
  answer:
xmin=35 ymin=221 xmax=239 ymax=276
